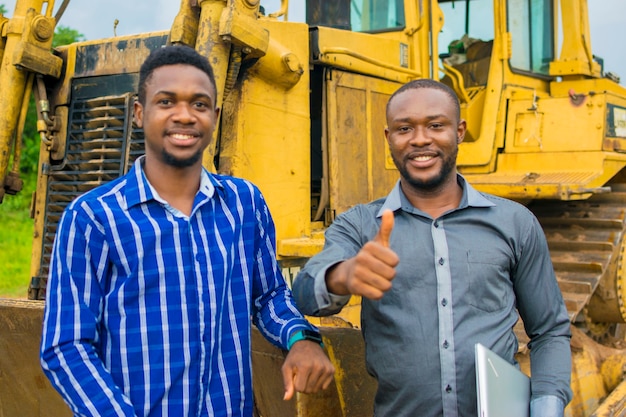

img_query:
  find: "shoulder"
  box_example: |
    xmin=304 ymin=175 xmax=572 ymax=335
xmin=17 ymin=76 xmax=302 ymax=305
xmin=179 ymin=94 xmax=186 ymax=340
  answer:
xmin=479 ymin=193 xmax=536 ymax=219
xmin=340 ymin=197 xmax=386 ymax=219
xmin=330 ymin=198 xmax=386 ymax=238
xmin=210 ymin=174 xmax=268 ymax=217
xmin=475 ymin=193 xmax=544 ymax=244
xmin=212 ymin=174 xmax=261 ymax=197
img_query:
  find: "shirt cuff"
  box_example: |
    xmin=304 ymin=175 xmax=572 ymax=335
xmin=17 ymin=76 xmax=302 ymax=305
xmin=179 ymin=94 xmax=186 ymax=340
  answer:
xmin=530 ymin=395 xmax=564 ymax=417
xmin=313 ymin=263 xmax=351 ymax=311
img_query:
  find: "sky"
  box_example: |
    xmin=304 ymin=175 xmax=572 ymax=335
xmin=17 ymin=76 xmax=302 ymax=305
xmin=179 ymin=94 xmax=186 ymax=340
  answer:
xmin=2 ymin=0 xmax=626 ymax=84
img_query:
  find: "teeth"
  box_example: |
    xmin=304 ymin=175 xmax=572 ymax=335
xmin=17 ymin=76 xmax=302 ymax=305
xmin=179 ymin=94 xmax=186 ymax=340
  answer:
xmin=413 ymin=155 xmax=433 ymax=161
xmin=170 ymin=133 xmax=196 ymax=140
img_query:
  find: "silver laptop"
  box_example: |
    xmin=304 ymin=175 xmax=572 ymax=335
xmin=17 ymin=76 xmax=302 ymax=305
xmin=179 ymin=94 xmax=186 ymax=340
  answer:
xmin=475 ymin=343 xmax=530 ymax=417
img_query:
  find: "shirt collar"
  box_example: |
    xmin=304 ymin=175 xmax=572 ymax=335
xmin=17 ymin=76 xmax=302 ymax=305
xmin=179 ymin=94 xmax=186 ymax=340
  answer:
xmin=377 ymin=174 xmax=495 ymax=217
xmin=124 ymin=156 xmax=220 ymax=210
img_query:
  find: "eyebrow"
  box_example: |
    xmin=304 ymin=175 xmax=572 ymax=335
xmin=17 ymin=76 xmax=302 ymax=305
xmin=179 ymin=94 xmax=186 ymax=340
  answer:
xmin=392 ymin=114 xmax=451 ymax=123
xmin=155 ymin=90 xmax=213 ymax=100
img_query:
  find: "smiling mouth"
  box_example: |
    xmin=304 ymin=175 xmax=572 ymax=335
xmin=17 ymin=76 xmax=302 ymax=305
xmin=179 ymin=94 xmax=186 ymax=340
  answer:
xmin=411 ymin=155 xmax=435 ymax=162
xmin=169 ymin=133 xmax=197 ymax=140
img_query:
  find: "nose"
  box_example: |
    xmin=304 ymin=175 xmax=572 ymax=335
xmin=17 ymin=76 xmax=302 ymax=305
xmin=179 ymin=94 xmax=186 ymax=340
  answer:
xmin=172 ymin=102 xmax=196 ymax=123
xmin=409 ymin=126 xmax=432 ymax=146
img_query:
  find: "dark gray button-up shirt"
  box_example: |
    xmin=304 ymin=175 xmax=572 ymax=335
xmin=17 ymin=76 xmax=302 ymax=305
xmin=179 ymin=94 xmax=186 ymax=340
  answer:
xmin=292 ymin=176 xmax=572 ymax=417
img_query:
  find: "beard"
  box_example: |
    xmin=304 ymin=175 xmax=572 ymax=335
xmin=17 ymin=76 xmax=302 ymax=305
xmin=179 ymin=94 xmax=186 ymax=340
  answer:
xmin=393 ymin=147 xmax=458 ymax=191
xmin=161 ymin=148 xmax=203 ymax=168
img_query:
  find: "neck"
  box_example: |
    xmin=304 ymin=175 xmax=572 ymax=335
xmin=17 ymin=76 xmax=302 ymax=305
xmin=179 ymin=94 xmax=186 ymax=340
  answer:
xmin=401 ymin=175 xmax=463 ymax=219
xmin=142 ymin=158 xmax=202 ymax=216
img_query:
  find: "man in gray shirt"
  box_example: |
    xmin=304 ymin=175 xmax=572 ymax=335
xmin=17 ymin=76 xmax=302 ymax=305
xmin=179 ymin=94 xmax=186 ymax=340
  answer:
xmin=292 ymin=79 xmax=572 ymax=417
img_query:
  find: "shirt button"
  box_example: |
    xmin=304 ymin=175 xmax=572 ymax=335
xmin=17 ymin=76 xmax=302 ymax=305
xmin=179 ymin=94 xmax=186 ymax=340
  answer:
xmin=443 ymin=340 xmax=449 ymax=349
xmin=441 ymin=298 xmax=448 ymax=306
xmin=434 ymin=221 xmax=439 ymax=228
xmin=438 ymin=257 xmax=445 ymax=265
xmin=446 ymin=384 xmax=452 ymax=393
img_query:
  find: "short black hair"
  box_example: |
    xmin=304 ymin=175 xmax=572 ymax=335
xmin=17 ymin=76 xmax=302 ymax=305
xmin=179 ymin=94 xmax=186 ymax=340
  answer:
xmin=386 ymin=78 xmax=461 ymax=122
xmin=137 ymin=45 xmax=217 ymax=105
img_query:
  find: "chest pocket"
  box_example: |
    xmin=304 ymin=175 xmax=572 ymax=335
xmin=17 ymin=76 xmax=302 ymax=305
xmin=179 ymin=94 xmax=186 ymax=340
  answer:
xmin=466 ymin=250 xmax=512 ymax=313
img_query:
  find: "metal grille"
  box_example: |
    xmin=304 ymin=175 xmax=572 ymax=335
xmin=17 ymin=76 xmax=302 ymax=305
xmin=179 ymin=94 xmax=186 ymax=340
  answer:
xmin=33 ymin=93 xmax=144 ymax=299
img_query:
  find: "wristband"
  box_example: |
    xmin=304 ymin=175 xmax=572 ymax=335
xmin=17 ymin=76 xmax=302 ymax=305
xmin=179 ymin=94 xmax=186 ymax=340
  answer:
xmin=287 ymin=329 xmax=324 ymax=350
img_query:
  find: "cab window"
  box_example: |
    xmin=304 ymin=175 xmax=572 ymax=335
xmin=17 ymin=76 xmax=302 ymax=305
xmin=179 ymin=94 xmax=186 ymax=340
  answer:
xmin=351 ymin=0 xmax=406 ymax=32
xmin=507 ymin=0 xmax=554 ymax=75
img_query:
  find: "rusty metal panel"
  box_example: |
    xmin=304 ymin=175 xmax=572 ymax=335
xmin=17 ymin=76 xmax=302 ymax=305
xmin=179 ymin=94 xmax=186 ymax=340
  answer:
xmin=326 ymin=69 xmax=401 ymax=217
xmin=251 ymin=325 xmax=376 ymax=417
xmin=0 ymin=299 xmax=72 ymax=416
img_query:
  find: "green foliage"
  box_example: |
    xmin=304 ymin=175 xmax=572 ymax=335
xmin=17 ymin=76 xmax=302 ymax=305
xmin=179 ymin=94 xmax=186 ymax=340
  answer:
xmin=0 ymin=4 xmax=6 ymax=15
xmin=0 ymin=174 xmax=35 ymax=298
xmin=53 ymin=25 xmax=86 ymax=48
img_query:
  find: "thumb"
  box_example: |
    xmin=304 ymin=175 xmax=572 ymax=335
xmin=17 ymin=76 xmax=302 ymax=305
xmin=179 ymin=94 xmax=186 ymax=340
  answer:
xmin=374 ymin=209 xmax=394 ymax=248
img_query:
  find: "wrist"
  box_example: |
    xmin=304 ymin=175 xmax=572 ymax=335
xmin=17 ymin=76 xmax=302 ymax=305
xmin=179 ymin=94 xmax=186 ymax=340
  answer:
xmin=325 ymin=261 xmax=351 ymax=295
xmin=287 ymin=329 xmax=324 ymax=350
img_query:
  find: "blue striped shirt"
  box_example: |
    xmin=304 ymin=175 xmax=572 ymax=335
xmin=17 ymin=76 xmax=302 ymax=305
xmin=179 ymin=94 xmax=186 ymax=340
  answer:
xmin=41 ymin=157 xmax=316 ymax=417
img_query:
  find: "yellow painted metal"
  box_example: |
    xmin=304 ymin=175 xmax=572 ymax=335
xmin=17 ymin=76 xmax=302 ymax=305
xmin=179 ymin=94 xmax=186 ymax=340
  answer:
xmin=0 ymin=1 xmax=60 ymax=199
xmin=550 ymin=0 xmax=601 ymax=79
xmin=589 ymin=379 xmax=626 ymax=417
xmin=250 ymin=31 xmax=304 ymax=90
xmin=218 ymin=2 xmax=268 ymax=58
xmin=564 ymin=327 xmax=626 ymax=417
xmin=311 ymin=26 xmax=419 ymax=83
xmin=0 ymin=299 xmax=72 ymax=416
xmin=195 ymin=0 xmax=231 ymax=172
xmin=217 ymin=18 xmax=311 ymax=244
xmin=324 ymin=69 xmax=400 ymax=216
xmin=169 ymin=0 xmax=200 ymax=47
xmin=455 ymin=0 xmax=507 ymax=171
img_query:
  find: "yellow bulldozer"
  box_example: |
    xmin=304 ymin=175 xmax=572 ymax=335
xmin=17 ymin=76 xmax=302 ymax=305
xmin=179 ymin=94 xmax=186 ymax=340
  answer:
xmin=1 ymin=0 xmax=626 ymax=415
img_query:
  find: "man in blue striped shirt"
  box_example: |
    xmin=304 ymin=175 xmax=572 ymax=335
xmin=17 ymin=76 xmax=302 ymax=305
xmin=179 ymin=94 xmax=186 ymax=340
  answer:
xmin=40 ymin=45 xmax=334 ymax=417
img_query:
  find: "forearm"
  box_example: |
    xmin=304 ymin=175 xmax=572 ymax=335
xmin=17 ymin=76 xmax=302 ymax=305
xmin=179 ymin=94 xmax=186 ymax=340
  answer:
xmin=42 ymin=213 xmax=135 ymax=416
xmin=41 ymin=340 xmax=136 ymax=416
xmin=292 ymin=261 xmax=352 ymax=316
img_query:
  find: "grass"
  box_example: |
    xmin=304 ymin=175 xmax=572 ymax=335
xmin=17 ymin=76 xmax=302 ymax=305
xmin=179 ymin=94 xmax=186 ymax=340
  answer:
xmin=0 ymin=175 xmax=35 ymax=298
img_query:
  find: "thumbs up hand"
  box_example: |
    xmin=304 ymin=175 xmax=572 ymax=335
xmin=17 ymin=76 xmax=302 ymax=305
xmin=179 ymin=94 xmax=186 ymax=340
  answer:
xmin=374 ymin=209 xmax=394 ymax=248
xmin=325 ymin=210 xmax=399 ymax=300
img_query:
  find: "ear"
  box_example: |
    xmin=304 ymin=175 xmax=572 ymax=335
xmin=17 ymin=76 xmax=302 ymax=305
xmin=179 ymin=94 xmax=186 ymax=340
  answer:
xmin=133 ymin=100 xmax=144 ymax=128
xmin=384 ymin=126 xmax=390 ymax=144
xmin=214 ymin=106 xmax=221 ymax=122
xmin=457 ymin=119 xmax=467 ymax=144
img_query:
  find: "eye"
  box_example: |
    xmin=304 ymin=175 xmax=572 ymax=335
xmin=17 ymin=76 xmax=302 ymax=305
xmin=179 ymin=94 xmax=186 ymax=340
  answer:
xmin=158 ymin=98 xmax=172 ymax=106
xmin=193 ymin=101 xmax=209 ymax=110
xmin=429 ymin=122 xmax=444 ymax=129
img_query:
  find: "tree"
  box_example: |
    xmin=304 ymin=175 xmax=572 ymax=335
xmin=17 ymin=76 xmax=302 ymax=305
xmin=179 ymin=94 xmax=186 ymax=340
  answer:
xmin=0 ymin=4 xmax=7 ymax=14
xmin=53 ymin=26 xmax=85 ymax=48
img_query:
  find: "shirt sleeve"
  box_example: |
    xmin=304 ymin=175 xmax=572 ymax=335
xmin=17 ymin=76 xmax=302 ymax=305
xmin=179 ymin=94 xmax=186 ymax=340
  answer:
xmin=249 ymin=191 xmax=319 ymax=349
xmin=40 ymin=205 xmax=137 ymax=417
xmin=530 ymin=395 xmax=565 ymax=417
xmin=513 ymin=214 xmax=573 ymax=406
xmin=292 ymin=207 xmax=365 ymax=316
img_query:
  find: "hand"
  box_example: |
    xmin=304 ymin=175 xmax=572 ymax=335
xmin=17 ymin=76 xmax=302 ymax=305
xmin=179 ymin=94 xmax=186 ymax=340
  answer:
xmin=282 ymin=341 xmax=335 ymax=401
xmin=326 ymin=209 xmax=399 ymax=299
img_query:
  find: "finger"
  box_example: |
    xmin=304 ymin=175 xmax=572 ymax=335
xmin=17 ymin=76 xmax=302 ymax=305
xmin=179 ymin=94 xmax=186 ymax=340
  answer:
xmin=374 ymin=209 xmax=394 ymax=248
xmin=282 ymin=366 xmax=295 ymax=401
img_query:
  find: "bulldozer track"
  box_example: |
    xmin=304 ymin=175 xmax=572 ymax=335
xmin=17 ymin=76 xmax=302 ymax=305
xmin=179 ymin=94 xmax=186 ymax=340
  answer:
xmin=529 ymin=191 xmax=626 ymax=323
